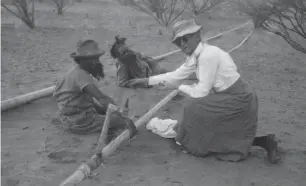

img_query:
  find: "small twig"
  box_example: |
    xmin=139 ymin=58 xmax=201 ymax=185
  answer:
xmin=43 ymin=136 xmax=48 ymax=150
xmin=119 ymin=97 xmax=129 ymax=116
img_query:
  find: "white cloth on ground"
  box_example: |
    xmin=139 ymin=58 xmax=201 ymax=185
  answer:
xmin=146 ymin=117 xmax=178 ymax=138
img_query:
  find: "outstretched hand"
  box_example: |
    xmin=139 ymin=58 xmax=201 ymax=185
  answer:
xmin=126 ymin=78 xmax=151 ymax=89
xmin=157 ymin=80 xmax=180 ymax=90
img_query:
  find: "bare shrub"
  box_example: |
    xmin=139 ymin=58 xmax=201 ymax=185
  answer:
xmin=236 ymin=0 xmax=306 ymax=53
xmin=117 ymin=0 xmax=188 ymax=28
xmin=50 ymin=0 xmax=73 ymax=15
xmin=1 ymin=0 xmax=36 ymax=29
xmin=185 ymin=0 xmax=225 ymax=15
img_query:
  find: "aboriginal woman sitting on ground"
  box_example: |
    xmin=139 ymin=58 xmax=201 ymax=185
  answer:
xmin=110 ymin=35 xmax=168 ymax=88
xmin=128 ymin=19 xmax=281 ymax=164
xmin=53 ymin=39 xmax=133 ymax=137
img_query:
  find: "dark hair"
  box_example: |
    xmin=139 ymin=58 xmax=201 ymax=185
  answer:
xmin=110 ymin=35 xmax=127 ymax=59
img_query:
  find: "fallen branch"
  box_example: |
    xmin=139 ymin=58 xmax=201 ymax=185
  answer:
xmin=1 ymin=20 xmax=252 ymax=112
xmin=1 ymin=86 xmax=55 ymax=112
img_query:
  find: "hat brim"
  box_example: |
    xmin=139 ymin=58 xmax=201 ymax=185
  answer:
xmin=171 ymin=25 xmax=202 ymax=42
xmin=70 ymin=50 xmax=105 ymax=59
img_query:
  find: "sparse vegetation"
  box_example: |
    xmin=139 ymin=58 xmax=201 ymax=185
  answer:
xmin=236 ymin=0 xmax=306 ymax=53
xmin=186 ymin=0 xmax=224 ymax=15
xmin=117 ymin=0 xmax=188 ymax=27
xmin=50 ymin=0 xmax=73 ymax=15
xmin=1 ymin=0 xmax=36 ymax=29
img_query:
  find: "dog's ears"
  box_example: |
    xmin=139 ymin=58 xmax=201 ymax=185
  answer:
xmin=115 ymin=35 xmax=127 ymax=44
xmin=115 ymin=35 xmax=120 ymax=41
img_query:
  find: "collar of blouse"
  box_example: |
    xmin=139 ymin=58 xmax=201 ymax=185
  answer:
xmin=184 ymin=42 xmax=207 ymax=67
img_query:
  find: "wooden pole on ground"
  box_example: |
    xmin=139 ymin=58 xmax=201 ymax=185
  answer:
xmin=1 ymin=20 xmax=251 ymax=112
xmin=1 ymin=86 xmax=56 ymax=112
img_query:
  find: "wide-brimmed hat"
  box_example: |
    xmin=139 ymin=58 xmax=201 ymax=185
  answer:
xmin=70 ymin=39 xmax=105 ymax=59
xmin=171 ymin=19 xmax=202 ymax=42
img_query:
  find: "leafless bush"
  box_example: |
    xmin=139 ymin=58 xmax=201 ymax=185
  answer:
xmin=236 ymin=0 xmax=306 ymax=53
xmin=117 ymin=0 xmax=188 ymax=27
xmin=185 ymin=0 xmax=224 ymax=15
xmin=1 ymin=0 xmax=36 ymax=29
xmin=50 ymin=0 xmax=73 ymax=15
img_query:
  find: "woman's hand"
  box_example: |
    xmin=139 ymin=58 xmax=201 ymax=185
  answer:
xmin=126 ymin=78 xmax=150 ymax=88
xmin=158 ymin=80 xmax=180 ymax=90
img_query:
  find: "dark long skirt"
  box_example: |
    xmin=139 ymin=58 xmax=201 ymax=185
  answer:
xmin=175 ymin=78 xmax=258 ymax=162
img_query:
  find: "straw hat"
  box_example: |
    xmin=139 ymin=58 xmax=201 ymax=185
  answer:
xmin=171 ymin=19 xmax=202 ymax=42
xmin=70 ymin=39 xmax=105 ymax=59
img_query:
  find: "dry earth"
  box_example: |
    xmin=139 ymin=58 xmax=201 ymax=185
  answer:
xmin=1 ymin=1 xmax=306 ymax=186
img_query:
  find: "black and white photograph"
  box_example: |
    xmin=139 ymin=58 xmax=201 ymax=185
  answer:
xmin=1 ymin=0 xmax=305 ymax=185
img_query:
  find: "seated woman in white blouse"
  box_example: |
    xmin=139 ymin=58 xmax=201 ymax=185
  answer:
xmin=129 ymin=19 xmax=281 ymax=164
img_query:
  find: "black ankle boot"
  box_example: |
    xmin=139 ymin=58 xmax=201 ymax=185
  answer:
xmin=265 ymin=134 xmax=281 ymax=164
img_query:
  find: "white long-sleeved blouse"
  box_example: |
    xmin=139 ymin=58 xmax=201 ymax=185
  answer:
xmin=148 ymin=42 xmax=241 ymax=98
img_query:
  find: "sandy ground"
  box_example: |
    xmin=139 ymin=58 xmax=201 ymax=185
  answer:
xmin=1 ymin=1 xmax=306 ymax=186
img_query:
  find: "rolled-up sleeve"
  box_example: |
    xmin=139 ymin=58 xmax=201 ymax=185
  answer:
xmin=178 ymin=50 xmax=219 ymax=98
xmin=75 ymin=69 xmax=96 ymax=91
xmin=148 ymin=62 xmax=195 ymax=86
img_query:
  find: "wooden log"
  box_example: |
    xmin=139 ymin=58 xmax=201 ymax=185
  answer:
xmin=59 ymin=90 xmax=180 ymax=186
xmin=1 ymin=20 xmax=252 ymax=112
xmin=1 ymin=86 xmax=55 ymax=112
